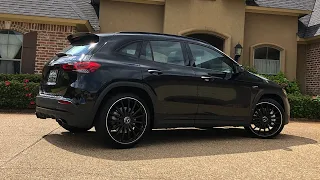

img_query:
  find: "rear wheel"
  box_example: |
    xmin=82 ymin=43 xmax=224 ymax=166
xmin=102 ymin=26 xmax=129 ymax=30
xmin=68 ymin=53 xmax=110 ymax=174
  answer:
xmin=245 ymin=99 xmax=284 ymax=138
xmin=95 ymin=93 xmax=150 ymax=148
xmin=57 ymin=120 xmax=91 ymax=133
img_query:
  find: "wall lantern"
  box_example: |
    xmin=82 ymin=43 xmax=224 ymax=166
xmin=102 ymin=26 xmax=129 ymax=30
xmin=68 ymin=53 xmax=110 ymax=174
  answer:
xmin=234 ymin=43 xmax=243 ymax=62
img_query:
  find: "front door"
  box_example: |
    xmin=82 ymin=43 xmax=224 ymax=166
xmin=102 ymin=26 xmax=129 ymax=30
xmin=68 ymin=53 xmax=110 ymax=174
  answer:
xmin=187 ymin=43 xmax=252 ymax=126
xmin=139 ymin=40 xmax=198 ymax=127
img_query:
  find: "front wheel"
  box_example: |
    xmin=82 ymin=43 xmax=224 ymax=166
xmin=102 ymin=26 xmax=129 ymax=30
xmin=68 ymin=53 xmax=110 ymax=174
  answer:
xmin=95 ymin=93 xmax=150 ymax=148
xmin=245 ymin=99 xmax=285 ymax=138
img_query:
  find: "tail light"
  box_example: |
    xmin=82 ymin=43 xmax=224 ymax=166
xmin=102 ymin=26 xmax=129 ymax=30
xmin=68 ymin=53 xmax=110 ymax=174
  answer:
xmin=62 ymin=62 xmax=101 ymax=73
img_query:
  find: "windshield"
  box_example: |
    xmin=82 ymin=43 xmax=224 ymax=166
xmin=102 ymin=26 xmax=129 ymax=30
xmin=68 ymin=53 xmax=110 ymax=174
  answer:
xmin=62 ymin=43 xmax=97 ymax=56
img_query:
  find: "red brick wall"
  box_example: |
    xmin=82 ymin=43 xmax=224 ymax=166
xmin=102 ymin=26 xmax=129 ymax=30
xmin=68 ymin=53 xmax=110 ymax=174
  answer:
xmin=0 ymin=21 xmax=76 ymax=73
xmin=305 ymin=42 xmax=320 ymax=95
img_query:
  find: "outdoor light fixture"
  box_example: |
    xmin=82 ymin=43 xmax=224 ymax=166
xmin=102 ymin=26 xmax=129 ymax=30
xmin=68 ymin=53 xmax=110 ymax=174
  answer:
xmin=234 ymin=43 xmax=243 ymax=62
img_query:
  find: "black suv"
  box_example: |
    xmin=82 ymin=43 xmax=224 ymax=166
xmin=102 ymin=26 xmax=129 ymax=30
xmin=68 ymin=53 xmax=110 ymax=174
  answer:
xmin=36 ymin=32 xmax=290 ymax=148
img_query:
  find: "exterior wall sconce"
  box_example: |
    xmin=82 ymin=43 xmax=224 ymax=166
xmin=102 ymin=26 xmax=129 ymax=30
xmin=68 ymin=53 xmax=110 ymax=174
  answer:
xmin=234 ymin=43 xmax=243 ymax=62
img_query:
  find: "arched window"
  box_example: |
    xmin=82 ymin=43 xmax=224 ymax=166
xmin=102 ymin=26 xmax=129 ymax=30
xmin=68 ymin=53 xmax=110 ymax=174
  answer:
xmin=0 ymin=30 xmax=23 ymax=74
xmin=254 ymin=47 xmax=281 ymax=75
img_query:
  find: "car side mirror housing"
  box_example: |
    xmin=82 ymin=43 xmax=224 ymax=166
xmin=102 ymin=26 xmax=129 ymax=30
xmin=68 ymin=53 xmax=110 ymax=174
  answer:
xmin=236 ymin=65 xmax=245 ymax=74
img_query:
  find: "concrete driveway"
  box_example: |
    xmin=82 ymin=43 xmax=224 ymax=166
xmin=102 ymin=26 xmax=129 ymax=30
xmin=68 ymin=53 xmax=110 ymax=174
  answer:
xmin=0 ymin=113 xmax=319 ymax=180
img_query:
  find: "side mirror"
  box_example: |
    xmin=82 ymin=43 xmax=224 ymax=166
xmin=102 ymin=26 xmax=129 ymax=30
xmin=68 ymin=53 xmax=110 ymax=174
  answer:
xmin=236 ymin=65 xmax=245 ymax=73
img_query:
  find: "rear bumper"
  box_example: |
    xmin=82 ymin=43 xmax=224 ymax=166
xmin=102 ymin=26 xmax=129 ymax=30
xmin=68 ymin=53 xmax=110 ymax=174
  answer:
xmin=36 ymin=94 xmax=94 ymax=128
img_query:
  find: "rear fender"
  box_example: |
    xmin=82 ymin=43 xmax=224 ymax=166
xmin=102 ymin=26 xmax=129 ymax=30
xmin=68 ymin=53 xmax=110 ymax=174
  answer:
xmin=92 ymin=81 xmax=157 ymax=118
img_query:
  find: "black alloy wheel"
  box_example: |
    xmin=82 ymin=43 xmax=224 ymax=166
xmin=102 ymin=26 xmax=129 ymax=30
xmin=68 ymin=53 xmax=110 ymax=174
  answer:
xmin=96 ymin=93 xmax=150 ymax=148
xmin=246 ymin=99 xmax=284 ymax=138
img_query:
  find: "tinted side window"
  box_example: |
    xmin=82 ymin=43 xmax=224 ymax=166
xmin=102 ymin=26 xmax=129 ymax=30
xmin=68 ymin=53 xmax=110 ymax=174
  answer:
xmin=119 ymin=42 xmax=139 ymax=56
xmin=149 ymin=41 xmax=185 ymax=66
xmin=189 ymin=44 xmax=233 ymax=73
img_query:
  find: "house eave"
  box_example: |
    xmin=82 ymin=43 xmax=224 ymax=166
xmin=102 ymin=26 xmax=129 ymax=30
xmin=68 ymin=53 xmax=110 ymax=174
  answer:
xmin=298 ymin=35 xmax=320 ymax=44
xmin=110 ymin=0 xmax=165 ymax=5
xmin=246 ymin=6 xmax=312 ymax=17
xmin=0 ymin=13 xmax=94 ymax=32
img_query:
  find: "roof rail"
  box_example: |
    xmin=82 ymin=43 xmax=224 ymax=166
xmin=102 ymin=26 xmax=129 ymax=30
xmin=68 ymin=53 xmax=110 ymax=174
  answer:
xmin=117 ymin=31 xmax=209 ymax=44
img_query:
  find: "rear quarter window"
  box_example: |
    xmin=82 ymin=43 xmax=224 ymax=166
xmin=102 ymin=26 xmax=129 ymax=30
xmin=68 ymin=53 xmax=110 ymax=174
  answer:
xmin=117 ymin=41 xmax=141 ymax=57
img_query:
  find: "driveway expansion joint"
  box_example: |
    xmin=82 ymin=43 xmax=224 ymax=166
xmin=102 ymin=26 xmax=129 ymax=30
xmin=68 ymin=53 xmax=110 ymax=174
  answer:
xmin=0 ymin=127 xmax=59 ymax=168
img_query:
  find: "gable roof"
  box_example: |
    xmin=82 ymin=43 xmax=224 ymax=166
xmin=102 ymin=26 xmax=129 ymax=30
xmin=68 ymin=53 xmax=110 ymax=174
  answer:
xmin=246 ymin=0 xmax=315 ymax=11
xmin=0 ymin=0 xmax=99 ymax=31
xmin=298 ymin=0 xmax=320 ymax=38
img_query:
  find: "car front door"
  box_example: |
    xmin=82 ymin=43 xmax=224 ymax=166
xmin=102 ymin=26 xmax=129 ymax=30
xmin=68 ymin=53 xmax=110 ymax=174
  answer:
xmin=187 ymin=43 xmax=253 ymax=126
xmin=139 ymin=40 xmax=198 ymax=127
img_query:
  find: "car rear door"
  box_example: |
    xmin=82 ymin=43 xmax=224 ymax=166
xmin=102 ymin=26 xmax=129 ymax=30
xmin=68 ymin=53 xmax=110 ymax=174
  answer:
xmin=138 ymin=40 xmax=198 ymax=127
xmin=186 ymin=43 xmax=253 ymax=126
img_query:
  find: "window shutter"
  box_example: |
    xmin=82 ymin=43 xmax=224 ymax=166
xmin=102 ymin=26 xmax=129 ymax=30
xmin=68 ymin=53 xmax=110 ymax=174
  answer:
xmin=21 ymin=31 xmax=37 ymax=74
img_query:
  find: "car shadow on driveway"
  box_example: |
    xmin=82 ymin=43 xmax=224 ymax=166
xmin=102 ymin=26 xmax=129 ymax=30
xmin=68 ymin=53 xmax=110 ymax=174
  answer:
xmin=43 ymin=128 xmax=318 ymax=161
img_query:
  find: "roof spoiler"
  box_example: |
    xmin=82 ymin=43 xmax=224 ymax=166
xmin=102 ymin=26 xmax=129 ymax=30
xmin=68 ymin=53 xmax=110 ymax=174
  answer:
xmin=67 ymin=33 xmax=99 ymax=45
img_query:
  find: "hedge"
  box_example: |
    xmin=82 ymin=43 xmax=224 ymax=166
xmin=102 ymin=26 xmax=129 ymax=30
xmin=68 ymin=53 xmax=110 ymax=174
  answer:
xmin=0 ymin=74 xmax=41 ymax=83
xmin=288 ymin=94 xmax=320 ymax=119
xmin=0 ymin=74 xmax=40 ymax=109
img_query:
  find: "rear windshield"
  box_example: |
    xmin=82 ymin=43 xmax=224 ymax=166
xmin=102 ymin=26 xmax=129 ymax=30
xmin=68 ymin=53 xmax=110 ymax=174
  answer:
xmin=62 ymin=43 xmax=98 ymax=56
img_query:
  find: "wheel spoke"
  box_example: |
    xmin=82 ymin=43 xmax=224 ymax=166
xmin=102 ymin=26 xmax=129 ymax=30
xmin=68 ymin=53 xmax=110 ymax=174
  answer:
xmin=132 ymin=120 xmax=144 ymax=124
xmin=132 ymin=106 xmax=142 ymax=117
xmin=133 ymin=114 xmax=145 ymax=119
xmin=115 ymin=126 xmax=123 ymax=136
xmin=127 ymin=99 xmax=130 ymax=113
xmin=258 ymin=108 xmax=263 ymax=117
xmin=120 ymin=100 xmax=126 ymax=115
xmin=130 ymin=101 xmax=137 ymax=114
xmin=114 ymin=106 xmax=124 ymax=117
xmin=129 ymin=124 xmax=137 ymax=138
xmin=127 ymin=126 xmax=132 ymax=140
xmin=121 ymin=128 xmax=126 ymax=141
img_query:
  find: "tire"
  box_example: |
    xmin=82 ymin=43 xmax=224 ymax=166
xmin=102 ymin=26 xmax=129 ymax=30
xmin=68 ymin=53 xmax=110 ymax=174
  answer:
xmin=57 ymin=120 xmax=91 ymax=133
xmin=245 ymin=98 xmax=285 ymax=138
xmin=95 ymin=93 xmax=150 ymax=149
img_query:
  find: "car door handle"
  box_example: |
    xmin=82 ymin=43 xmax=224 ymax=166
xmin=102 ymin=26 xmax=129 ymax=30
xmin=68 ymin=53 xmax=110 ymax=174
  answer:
xmin=148 ymin=69 xmax=162 ymax=75
xmin=201 ymin=75 xmax=214 ymax=79
xmin=201 ymin=75 xmax=214 ymax=81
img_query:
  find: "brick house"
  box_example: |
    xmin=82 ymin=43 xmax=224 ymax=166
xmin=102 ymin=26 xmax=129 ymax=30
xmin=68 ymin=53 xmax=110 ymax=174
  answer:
xmin=2 ymin=0 xmax=320 ymax=96
xmin=0 ymin=0 xmax=99 ymax=74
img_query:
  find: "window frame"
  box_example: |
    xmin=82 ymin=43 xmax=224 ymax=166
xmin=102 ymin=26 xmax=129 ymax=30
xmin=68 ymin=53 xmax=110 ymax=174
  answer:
xmin=186 ymin=42 xmax=237 ymax=73
xmin=139 ymin=39 xmax=189 ymax=67
xmin=253 ymin=46 xmax=281 ymax=75
xmin=0 ymin=30 xmax=23 ymax=74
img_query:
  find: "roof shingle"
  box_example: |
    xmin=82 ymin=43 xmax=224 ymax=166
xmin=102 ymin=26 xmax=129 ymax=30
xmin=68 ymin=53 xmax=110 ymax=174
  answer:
xmin=0 ymin=0 xmax=99 ymax=31
xmin=246 ymin=0 xmax=315 ymax=11
xmin=297 ymin=0 xmax=320 ymax=38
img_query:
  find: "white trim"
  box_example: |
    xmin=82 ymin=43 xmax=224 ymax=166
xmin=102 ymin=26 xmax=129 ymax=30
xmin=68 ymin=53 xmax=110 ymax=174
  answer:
xmin=0 ymin=58 xmax=21 ymax=62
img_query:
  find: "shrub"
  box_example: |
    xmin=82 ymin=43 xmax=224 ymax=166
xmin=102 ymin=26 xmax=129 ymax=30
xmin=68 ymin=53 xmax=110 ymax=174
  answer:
xmin=242 ymin=67 xmax=301 ymax=95
xmin=263 ymin=72 xmax=301 ymax=95
xmin=0 ymin=80 xmax=39 ymax=109
xmin=244 ymin=66 xmax=258 ymax=74
xmin=288 ymin=94 xmax=320 ymax=119
xmin=0 ymin=74 xmax=42 ymax=83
